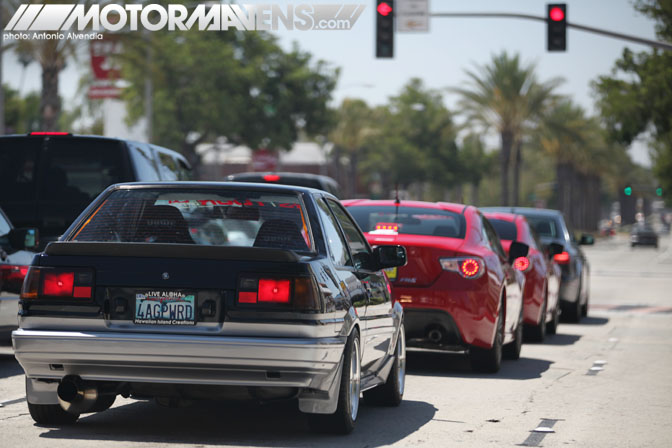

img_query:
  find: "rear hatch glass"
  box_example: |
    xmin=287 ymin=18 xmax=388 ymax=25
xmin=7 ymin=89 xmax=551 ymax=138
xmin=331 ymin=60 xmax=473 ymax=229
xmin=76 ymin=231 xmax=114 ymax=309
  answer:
xmin=489 ymin=218 xmax=518 ymax=241
xmin=71 ymin=188 xmax=314 ymax=252
xmin=0 ymin=137 xmax=128 ymax=240
xmin=348 ymin=206 xmax=466 ymax=238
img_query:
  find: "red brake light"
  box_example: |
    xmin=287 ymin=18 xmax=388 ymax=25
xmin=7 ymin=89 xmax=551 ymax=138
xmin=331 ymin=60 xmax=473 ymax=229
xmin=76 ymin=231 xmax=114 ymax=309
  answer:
xmin=553 ymin=251 xmax=571 ymax=265
xmin=42 ymin=272 xmax=74 ymax=296
xmin=513 ymin=256 xmax=531 ymax=272
xmin=21 ymin=267 xmax=94 ymax=299
xmin=29 ymin=132 xmax=70 ymax=136
xmin=263 ymin=174 xmax=281 ymax=182
xmin=238 ymin=291 xmax=257 ymax=303
xmin=375 ymin=223 xmax=399 ymax=232
xmin=258 ymin=279 xmax=291 ymax=303
xmin=460 ymin=259 xmax=481 ymax=278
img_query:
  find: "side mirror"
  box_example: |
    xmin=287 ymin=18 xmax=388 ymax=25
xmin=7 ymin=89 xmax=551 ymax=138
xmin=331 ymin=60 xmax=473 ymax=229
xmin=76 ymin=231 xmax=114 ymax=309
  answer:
xmin=546 ymin=242 xmax=565 ymax=258
xmin=508 ymin=241 xmax=529 ymax=264
xmin=579 ymin=234 xmax=594 ymax=245
xmin=375 ymin=245 xmax=407 ymax=269
xmin=8 ymin=227 xmax=39 ymax=250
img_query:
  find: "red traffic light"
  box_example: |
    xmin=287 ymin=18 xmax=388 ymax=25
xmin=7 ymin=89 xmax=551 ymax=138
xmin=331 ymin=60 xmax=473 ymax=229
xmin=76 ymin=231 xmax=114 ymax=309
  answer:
xmin=377 ymin=2 xmax=392 ymax=16
xmin=549 ymin=6 xmax=565 ymax=21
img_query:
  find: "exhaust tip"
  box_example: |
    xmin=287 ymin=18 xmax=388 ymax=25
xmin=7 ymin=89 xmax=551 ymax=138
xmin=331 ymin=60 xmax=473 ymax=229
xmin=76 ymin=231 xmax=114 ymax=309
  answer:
xmin=57 ymin=380 xmax=80 ymax=403
xmin=427 ymin=326 xmax=444 ymax=343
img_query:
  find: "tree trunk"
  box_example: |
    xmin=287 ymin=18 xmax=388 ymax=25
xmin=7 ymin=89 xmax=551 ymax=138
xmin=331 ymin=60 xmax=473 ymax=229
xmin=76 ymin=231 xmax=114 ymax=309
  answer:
xmin=348 ymin=151 xmax=358 ymax=198
xmin=500 ymin=130 xmax=513 ymax=205
xmin=512 ymin=140 xmax=522 ymax=206
xmin=471 ymin=182 xmax=479 ymax=206
xmin=40 ymin=63 xmax=61 ymax=131
xmin=182 ymin=141 xmax=202 ymax=179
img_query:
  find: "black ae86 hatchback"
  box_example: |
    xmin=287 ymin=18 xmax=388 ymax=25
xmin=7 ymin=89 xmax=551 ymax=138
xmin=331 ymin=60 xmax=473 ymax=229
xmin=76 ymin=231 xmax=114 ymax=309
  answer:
xmin=12 ymin=182 xmax=407 ymax=434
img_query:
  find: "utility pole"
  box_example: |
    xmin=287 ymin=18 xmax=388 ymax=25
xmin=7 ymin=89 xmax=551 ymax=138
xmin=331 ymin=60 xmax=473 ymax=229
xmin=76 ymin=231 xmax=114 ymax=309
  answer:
xmin=144 ymin=30 xmax=153 ymax=143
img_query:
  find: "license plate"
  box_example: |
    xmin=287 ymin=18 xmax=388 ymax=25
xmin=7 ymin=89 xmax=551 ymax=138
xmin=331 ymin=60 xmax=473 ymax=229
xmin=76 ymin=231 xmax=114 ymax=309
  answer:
xmin=384 ymin=267 xmax=397 ymax=281
xmin=134 ymin=290 xmax=196 ymax=326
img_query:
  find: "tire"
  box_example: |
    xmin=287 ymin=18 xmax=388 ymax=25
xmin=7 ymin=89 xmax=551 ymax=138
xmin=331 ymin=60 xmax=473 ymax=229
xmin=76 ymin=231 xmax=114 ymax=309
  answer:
xmin=564 ymin=282 xmax=583 ymax=323
xmin=504 ymin=309 xmax=523 ymax=360
xmin=470 ymin=303 xmax=503 ymax=373
xmin=547 ymin=301 xmax=560 ymax=335
xmin=89 ymin=395 xmax=116 ymax=413
xmin=309 ymin=330 xmax=361 ymax=435
xmin=526 ymin=297 xmax=547 ymax=342
xmin=364 ymin=324 xmax=405 ymax=406
xmin=28 ymin=402 xmax=79 ymax=425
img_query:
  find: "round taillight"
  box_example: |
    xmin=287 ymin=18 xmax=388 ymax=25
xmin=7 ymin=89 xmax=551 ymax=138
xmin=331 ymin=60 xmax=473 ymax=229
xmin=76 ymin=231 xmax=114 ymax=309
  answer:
xmin=513 ymin=256 xmax=531 ymax=272
xmin=460 ymin=259 xmax=480 ymax=278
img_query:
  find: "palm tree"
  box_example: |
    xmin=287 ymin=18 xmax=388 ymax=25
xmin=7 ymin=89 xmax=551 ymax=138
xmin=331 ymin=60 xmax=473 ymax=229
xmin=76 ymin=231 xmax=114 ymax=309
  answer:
xmin=453 ymin=51 xmax=563 ymax=205
xmin=534 ymin=99 xmax=613 ymax=230
xmin=2 ymin=0 xmax=93 ymax=131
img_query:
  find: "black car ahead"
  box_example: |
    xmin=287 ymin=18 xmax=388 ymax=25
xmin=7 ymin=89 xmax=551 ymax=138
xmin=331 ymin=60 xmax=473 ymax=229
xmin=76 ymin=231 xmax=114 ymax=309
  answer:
xmin=227 ymin=172 xmax=342 ymax=198
xmin=12 ymin=182 xmax=406 ymax=434
xmin=631 ymin=223 xmax=659 ymax=248
xmin=481 ymin=207 xmax=593 ymax=323
xmin=0 ymin=133 xmax=191 ymax=248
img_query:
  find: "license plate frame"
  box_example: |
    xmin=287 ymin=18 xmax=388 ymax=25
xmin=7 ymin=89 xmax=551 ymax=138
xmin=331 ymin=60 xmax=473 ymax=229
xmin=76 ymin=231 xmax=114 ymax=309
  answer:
xmin=134 ymin=290 xmax=197 ymax=326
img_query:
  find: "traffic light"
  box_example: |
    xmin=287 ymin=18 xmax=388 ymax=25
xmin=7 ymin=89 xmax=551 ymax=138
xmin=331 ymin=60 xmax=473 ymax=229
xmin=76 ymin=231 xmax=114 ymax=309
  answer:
xmin=547 ymin=4 xmax=567 ymax=51
xmin=624 ymin=185 xmax=632 ymax=196
xmin=376 ymin=1 xmax=394 ymax=58
xmin=656 ymin=186 xmax=663 ymax=196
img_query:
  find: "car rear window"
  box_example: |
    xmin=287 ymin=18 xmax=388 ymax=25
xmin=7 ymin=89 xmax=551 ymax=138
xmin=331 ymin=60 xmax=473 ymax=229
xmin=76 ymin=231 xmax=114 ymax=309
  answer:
xmin=347 ymin=206 xmax=466 ymax=239
xmin=71 ymin=189 xmax=314 ymax=252
xmin=522 ymin=216 xmax=559 ymax=239
xmin=489 ymin=219 xmax=518 ymax=241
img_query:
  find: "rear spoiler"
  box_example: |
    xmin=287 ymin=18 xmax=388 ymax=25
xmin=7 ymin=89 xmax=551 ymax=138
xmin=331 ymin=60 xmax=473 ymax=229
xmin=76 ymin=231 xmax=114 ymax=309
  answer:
xmin=44 ymin=242 xmax=301 ymax=262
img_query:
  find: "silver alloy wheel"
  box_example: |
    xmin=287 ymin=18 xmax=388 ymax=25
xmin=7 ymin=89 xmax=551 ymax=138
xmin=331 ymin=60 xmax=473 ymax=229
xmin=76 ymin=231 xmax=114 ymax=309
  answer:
xmin=397 ymin=327 xmax=406 ymax=396
xmin=349 ymin=338 xmax=361 ymax=422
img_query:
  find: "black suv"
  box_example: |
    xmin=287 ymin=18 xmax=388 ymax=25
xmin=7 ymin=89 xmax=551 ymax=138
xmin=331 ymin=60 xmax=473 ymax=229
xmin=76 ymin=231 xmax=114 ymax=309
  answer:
xmin=0 ymin=133 xmax=191 ymax=246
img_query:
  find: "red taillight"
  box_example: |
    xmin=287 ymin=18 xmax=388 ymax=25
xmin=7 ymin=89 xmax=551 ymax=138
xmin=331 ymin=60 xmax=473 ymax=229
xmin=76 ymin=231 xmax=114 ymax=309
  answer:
xmin=29 ymin=131 xmax=70 ymax=136
xmin=553 ymin=251 xmax=571 ymax=265
xmin=237 ymin=277 xmax=319 ymax=310
xmin=263 ymin=174 xmax=281 ymax=182
xmin=1 ymin=264 xmax=29 ymax=282
xmin=461 ymin=259 xmax=480 ymax=277
xmin=42 ymin=272 xmax=74 ymax=296
xmin=513 ymin=256 xmax=531 ymax=272
xmin=258 ymin=279 xmax=291 ymax=303
xmin=20 ymin=267 xmax=94 ymax=300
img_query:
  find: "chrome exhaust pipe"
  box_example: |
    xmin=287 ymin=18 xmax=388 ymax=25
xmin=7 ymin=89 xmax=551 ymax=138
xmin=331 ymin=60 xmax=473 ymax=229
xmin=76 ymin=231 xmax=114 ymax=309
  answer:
xmin=57 ymin=375 xmax=98 ymax=414
xmin=427 ymin=328 xmax=443 ymax=343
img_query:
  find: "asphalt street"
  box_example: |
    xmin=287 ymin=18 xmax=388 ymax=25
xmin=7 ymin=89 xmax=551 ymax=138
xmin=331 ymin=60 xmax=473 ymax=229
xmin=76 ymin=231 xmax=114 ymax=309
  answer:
xmin=0 ymin=233 xmax=671 ymax=447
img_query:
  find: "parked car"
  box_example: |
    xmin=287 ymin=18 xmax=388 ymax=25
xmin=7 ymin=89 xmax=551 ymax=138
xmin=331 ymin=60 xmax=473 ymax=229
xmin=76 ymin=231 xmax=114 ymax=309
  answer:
xmin=343 ymin=199 xmax=528 ymax=373
xmin=227 ymin=172 xmax=342 ymax=198
xmin=0 ymin=132 xmax=191 ymax=248
xmin=483 ymin=211 xmax=562 ymax=342
xmin=482 ymin=207 xmax=592 ymax=323
xmin=12 ymin=182 xmax=406 ymax=434
xmin=0 ymin=207 xmax=38 ymax=341
xmin=630 ymin=223 xmax=659 ymax=248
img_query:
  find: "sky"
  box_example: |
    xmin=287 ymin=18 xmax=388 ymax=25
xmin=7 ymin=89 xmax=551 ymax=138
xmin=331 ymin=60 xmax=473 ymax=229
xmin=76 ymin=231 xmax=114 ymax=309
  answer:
xmin=1 ymin=0 xmax=660 ymax=165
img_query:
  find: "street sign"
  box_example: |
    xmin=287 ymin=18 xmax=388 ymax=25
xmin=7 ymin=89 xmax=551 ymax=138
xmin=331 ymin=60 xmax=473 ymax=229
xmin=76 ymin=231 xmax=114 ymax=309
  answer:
xmin=88 ymin=34 xmax=123 ymax=99
xmin=397 ymin=0 xmax=429 ymax=32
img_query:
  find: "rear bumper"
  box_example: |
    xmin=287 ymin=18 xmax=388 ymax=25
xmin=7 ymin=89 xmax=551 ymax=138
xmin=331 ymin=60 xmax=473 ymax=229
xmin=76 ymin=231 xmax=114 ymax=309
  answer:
xmin=393 ymin=280 xmax=497 ymax=349
xmin=13 ymin=329 xmax=346 ymax=412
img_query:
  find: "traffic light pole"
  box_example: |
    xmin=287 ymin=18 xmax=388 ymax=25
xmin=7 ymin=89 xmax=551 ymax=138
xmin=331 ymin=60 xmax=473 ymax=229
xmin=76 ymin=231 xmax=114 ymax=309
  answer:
xmin=429 ymin=12 xmax=672 ymax=51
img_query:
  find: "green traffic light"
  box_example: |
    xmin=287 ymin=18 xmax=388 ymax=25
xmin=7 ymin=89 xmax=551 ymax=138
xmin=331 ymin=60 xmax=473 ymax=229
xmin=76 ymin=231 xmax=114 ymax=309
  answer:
xmin=656 ymin=187 xmax=663 ymax=196
xmin=624 ymin=186 xmax=632 ymax=196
